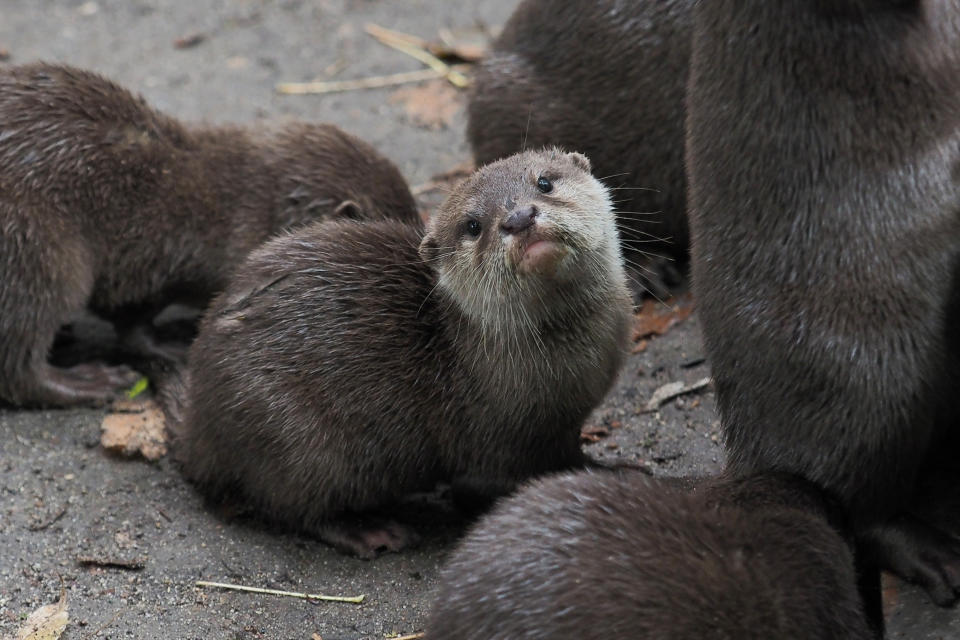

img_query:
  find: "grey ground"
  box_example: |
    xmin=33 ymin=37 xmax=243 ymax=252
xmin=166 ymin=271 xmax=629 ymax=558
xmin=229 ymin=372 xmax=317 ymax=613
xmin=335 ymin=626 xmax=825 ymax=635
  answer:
xmin=0 ymin=1 xmax=957 ymax=638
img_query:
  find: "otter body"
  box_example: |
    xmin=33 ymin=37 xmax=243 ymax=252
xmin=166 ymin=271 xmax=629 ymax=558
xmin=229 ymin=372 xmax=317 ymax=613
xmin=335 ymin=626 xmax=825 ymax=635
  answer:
xmin=176 ymin=149 xmax=633 ymax=556
xmin=687 ymin=1 xmax=960 ymax=603
xmin=0 ymin=62 xmax=418 ymax=408
xmin=468 ymin=0 xmax=693 ymax=282
xmin=427 ymin=471 xmax=876 ymax=640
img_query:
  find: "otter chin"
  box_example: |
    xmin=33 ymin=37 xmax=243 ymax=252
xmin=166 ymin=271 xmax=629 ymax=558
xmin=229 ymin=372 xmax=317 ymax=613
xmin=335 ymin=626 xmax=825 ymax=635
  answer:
xmin=420 ymin=146 xmax=624 ymax=328
xmin=514 ymin=236 xmax=571 ymax=277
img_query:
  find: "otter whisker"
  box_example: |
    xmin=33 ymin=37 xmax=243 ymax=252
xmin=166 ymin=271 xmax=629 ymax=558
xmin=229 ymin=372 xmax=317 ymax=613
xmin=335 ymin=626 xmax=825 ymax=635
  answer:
xmin=612 ymin=210 xmax=664 ymax=218
xmin=597 ymin=171 xmax=632 ymax=182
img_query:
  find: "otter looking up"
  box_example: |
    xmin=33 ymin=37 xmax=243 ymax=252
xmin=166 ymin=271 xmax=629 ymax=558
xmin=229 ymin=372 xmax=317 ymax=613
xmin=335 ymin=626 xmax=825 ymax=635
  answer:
xmin=174 ymin=148 xmax=633 ymax=557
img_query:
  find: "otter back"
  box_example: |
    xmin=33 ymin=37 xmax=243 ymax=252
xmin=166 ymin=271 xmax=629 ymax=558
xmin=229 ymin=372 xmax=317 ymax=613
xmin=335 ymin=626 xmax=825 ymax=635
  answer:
xmin=426 ymin=471 xmax=876 ymax=640
xmin=468 ymin=0 xmax=693 ymax=278
xmin=0 ymin=62 xmax=418 ymax=407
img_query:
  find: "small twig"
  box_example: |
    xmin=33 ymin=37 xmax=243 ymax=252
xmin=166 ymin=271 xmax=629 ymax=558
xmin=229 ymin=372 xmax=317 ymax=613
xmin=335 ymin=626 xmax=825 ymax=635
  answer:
xmin=391 ymin=634 xmax=426 ymax=640
xmin=195 ymin=580 xmax=364 ymax=604
xmin=365 ymin=23 xmax=428 ymax=48
xmin=28 ymin=504 xmax=68 ymax=531
xmin=276 ymin=69 xmax=444 ymax=95
xmin=81 ymin=611 xmax=122 ymax=640
xmin=77 ymin=556 xmax=146 ymax=571
xmin=364 ymin=23 xmax=470 ymax=88
xmin=155 ymin=506 xmax=172 ymax=523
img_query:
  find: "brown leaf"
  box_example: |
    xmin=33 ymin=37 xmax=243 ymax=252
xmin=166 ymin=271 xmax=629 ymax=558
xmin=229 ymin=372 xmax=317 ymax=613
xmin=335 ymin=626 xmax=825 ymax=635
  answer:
xmin=14 ymin=591 xmax=68 ymax=640
xmin=580 ymin=424 xmax=610 ymax=444
xmin=389 ymin=80 xmax=462 ymax=130
xmin=881 ymin=572 xmax=900 ymax=616
xmin=631 ymin=339 xmax=649 ymax=354
xmin=100 ymin=398 xmax=167 ymax=460
xmin=173 ymin=32 xmax=205 ymax=49
xmin=632 ymin=294 xmax=695 ymax=342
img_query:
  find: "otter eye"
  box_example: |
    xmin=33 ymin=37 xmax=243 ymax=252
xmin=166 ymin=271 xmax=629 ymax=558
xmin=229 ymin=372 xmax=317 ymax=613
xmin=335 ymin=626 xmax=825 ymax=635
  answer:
xmin=466 ymin=219 xmax=482 ymax=237
xmin=536 ymin=176 xmax=553 ymax=193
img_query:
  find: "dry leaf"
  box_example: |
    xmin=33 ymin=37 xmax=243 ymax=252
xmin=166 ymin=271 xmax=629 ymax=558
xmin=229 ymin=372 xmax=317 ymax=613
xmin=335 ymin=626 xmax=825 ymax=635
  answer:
xmin=641 ymin=377 xmax=711 ymax=413
xmin=632 ymin=294 xmax=694 ymax=342
xmin=434 ymin=26 xmax=491 ymax=62
xmin=881 ymin=573 xmax=899 ymax=616
xmin=101 ymin=398 xmax=167 ymax=460
xmin=428 ymin=42 xmax=486 ymax=62
xmin=173 ymin=32 xmax=205 ymax=49
xmin=580 ymin=424 xmax=610 ymax=444
xmin=14 ymin=591 xmax=68 ymax=640
xmin=389 ymin=80 xmax=462 ymax=130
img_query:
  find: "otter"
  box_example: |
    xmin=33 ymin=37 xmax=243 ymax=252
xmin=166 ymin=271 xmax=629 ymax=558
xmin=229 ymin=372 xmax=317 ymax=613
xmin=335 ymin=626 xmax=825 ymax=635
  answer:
xmin=426 ymin=471 xmax=878 ymax=640
xmin=686 ymin=0 xmax=960 ymax=605
xmin=174 ymin=148 xmax=633 ymax=557
xmin=467 ymin=0 xmax=693 ymax=293
xmin=0 ymin=62 xmax=419 ymax=408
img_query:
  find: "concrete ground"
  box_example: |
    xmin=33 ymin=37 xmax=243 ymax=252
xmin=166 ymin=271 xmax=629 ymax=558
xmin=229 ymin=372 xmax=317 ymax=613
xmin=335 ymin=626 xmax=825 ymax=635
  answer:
xmin=0 ymin=1 xmax=958 ymax=638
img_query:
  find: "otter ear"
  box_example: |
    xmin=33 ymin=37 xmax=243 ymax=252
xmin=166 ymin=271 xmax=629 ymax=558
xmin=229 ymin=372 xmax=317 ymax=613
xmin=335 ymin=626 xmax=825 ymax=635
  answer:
xmin=334 ymin=199 xmax=363 ymax=219
xmin=419 ymin=233 xmax=440 ymax=264
xmin=568 ymin=152 xmax=591 ymax=173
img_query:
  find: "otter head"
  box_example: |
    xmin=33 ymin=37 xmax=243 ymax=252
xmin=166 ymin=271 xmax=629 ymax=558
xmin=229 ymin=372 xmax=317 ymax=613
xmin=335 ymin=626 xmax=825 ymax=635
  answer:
xmin=419 ymin=148 xmax=623 ymax=326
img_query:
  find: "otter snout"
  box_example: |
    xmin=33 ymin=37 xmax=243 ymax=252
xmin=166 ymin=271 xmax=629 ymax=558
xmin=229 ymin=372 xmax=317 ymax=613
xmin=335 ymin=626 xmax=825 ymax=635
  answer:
xmin=501 ymin=205 xmax=538 ymax=234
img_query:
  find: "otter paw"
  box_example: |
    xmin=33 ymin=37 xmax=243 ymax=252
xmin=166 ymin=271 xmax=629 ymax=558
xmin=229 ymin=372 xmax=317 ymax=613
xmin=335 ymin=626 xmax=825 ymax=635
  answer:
xmin=861 ymin=514 xmax=960 ymax=607
xmin=316 ymin=518 xmax=420 ymax=560
xmin=65 ymin=362 xmax=141 ymax=390
xmin=29 ymin=362 xmax=142 ymax=407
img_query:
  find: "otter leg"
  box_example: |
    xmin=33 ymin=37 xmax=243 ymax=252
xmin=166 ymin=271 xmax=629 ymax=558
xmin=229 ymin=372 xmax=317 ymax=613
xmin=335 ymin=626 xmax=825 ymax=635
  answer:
xmin=313 ymin=516 xmax=420 ymax=560
xmin=110 ymin=303 xmax=190 ymax=365
xmin=23 ymin=361 xmax=140 ymax=407
xmin=450 ymin=476 xmax=520 ymax=516
xmin=106 ymin=298 xmax=204 ymax=366
xmin=0 ymin=202 xmax=138 ymax=407
xmin=860 ymin=515 xmax=960 ymax=607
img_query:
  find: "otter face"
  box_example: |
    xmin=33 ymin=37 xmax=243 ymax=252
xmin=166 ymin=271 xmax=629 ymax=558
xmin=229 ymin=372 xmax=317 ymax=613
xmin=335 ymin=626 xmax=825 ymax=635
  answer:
xmin=419 ymin=148 xmax=621 ymax=325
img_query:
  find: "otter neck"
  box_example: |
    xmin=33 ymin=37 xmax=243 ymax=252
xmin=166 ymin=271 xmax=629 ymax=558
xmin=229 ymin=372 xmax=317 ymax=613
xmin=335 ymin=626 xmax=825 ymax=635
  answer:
xmin=437 ymin=265 xmax=627 ymax=381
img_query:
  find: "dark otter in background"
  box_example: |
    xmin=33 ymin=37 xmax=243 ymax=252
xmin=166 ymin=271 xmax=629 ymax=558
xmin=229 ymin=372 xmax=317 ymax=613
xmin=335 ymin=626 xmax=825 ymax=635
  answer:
xmin=468 ymin=0 xmax=693 ymax=293
xmin=686 ymin=0 xmax=960 ymax=607
xmin=426 ymin=471 xmax=877 ymax=640
xmin=174 ymin=148 xmax=633 ymax=557
xmin=0 ymin=62 xmax=419 ymax=408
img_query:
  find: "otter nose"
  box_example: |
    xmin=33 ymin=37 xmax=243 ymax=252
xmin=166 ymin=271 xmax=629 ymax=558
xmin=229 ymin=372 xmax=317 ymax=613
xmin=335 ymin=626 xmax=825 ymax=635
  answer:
xmin=501 ymin=205 xmax=538 ymax=235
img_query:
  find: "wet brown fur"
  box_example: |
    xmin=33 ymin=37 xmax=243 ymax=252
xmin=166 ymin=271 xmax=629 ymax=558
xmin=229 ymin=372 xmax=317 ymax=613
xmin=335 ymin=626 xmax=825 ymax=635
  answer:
xmin=0 ymin=62 xmax=418 ymax=407
xmin=686 ymin=0 xmax=960 ymax=605
xmin=175 ymin=149 xmax=633 ymax=554
xmin=426 ymin=471 xmax=876 ymax=640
